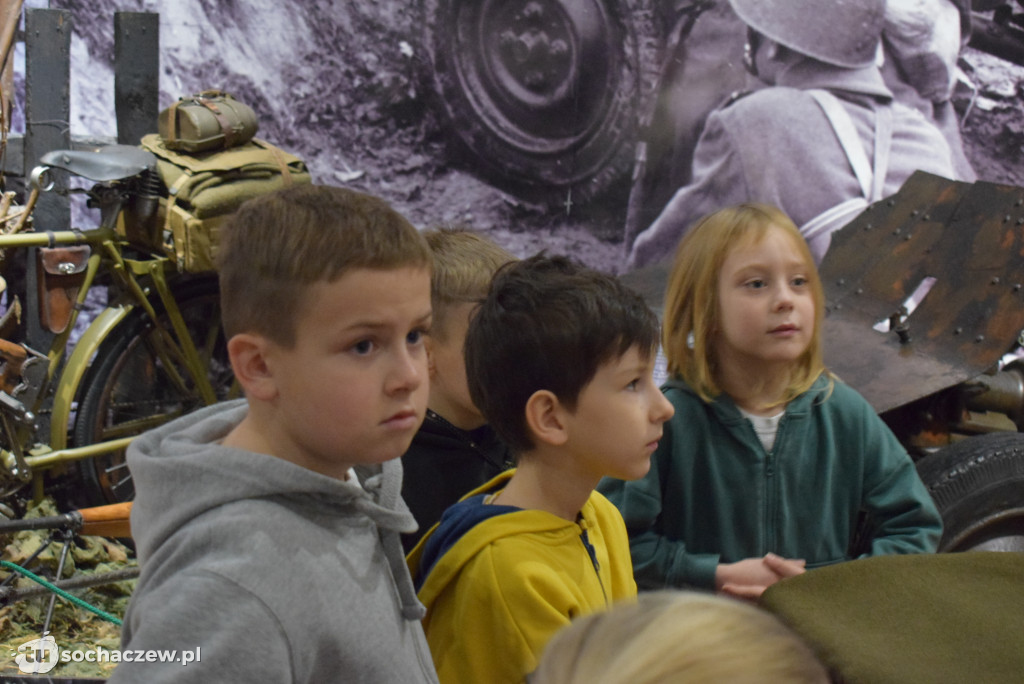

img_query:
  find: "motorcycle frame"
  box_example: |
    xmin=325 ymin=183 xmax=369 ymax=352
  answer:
xmin=0 ymin=224 xmax=216 ymax=497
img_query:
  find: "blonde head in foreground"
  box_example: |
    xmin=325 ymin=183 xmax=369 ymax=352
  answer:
xmin=529 ymin=591 xmax=829 ymax=684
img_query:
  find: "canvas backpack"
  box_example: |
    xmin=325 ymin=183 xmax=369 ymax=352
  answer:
xmin=134 ymin=133 xmax=311 ymax=272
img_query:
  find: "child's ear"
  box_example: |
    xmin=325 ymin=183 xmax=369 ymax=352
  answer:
xmin=227 ymin=333 xmax=277 ymax=402
xmin=524 ymin=390 xmax=569 ymax=446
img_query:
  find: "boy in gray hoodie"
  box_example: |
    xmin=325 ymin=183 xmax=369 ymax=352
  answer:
xmin=109 ymin=185 xmax=439 ymax=683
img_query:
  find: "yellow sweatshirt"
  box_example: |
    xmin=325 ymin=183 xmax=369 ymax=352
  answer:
xmin=408 ymin=471 xmax=636 ymax=684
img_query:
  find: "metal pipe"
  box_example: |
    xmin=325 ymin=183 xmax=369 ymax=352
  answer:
xmin=0 ymin=567 xmax=139 ymax=604
xmin=961 ymin=366 xmax=1024 ymax=429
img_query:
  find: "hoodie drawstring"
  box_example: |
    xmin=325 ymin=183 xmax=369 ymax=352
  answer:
xmin=357 ymin=460 xmax=427 ymax=621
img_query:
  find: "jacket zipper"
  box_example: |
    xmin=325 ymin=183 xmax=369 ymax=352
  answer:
xmin=764 ymin=415 xmax=786 ymax=553
xmin=579 ymin=523 xmax=608 ymax=605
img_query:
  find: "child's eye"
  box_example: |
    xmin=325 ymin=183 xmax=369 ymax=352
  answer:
xmin=407 ymin=328 xmax=427 ymax=345
xmin=792 ymin=276 xmax=808 ymax=287
xmin=745 ymin=279 xmax=766 ymax=289
xmin=626 ymin=378 xmax=640 ymax=391
xmin=352 ymin=339 xmax=375 ymax=355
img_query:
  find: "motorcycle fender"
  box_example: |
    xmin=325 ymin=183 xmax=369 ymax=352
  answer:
xmin=49 ymin=303 xmax=134 ymax=449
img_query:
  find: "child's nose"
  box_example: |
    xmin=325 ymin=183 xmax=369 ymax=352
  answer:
xmin=773 ymin=285 xmax=796 ymax=310
xmin=651 ymin=388 xmax=674 ymax=423
xmin=388 ymin=347 xmax=425 ymax=394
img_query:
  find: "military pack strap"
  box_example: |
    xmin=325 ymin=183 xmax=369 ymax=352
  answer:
xmin=870 ymin=103 xmax=893 ymax=202
xmin=253 ymin=138 xmax=294 ymax=186
xmin=801 ymin=90 xmax=894 ymax=262
xmin=196 ymin=96 xmax=240 ymax=147
xmin=161 ymin=172 xmax=193 ymax=251
xmin=163 ymin=99 xmax=183 ymax=147
xmin=806 ymin=89 xmax=893 ymax=202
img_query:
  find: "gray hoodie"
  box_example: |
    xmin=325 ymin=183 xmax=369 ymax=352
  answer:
xmin=109 ymin=400 xmax=439 ymax=684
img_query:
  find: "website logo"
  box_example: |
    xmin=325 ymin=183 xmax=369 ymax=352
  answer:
xmin=9 ymin=636 xmax=202 ymax=673
xmin=13 ymin=634 xmax=59 ymax=674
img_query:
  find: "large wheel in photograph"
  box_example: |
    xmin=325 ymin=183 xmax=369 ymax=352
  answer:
xmin=423 ymin=0 xmax=661 ymax=207
xmin=915 ymin=431 xmax=1024 ymax=552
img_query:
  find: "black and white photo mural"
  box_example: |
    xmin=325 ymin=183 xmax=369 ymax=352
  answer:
xmin=19 ymin=0 xmax=1024 ymax=272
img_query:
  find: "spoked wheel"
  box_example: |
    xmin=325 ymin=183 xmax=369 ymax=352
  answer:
xmin=68 ymin=274 xmax=235 ymax=506
xmin=423 ymin=0 xmax=661 ymax=208
xmin=915 ymin=432 xmax=1024 ymax=552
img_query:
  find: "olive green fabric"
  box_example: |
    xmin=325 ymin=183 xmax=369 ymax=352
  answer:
xmin=760 ymin=552 xmax=1024 ymax=684
xmin=158 ymin=91 xmax=259 ymax=153
xmin=140 ymin=133 xmax=311 ymax=272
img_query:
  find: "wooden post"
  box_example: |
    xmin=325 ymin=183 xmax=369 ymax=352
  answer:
xmin=114 ymin=11 xmax=159 ymax=146
xmin=24 ymin=8 xmax=70 ymax=349
xmin=0 ymin=0 xmax=25 ymax=146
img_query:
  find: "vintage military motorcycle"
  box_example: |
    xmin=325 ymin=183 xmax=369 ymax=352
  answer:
xmin=0 ymin=144 xmax=232 ymax=513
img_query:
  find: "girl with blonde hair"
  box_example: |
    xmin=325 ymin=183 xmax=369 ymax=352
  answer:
xmin=601 ymin=203 xmax=942 ymax=598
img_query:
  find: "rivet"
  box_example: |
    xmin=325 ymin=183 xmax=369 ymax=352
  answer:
xmin=992 ymin=276 xmax=1001 ymax=285
xmin=976 ymin=335 xmax=985 ymax=343
xmin=954 ymin=327 xmax=963 ymax=335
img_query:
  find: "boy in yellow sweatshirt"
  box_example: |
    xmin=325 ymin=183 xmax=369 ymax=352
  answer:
xmin=409 ymin=254 xmax=674 ymax=684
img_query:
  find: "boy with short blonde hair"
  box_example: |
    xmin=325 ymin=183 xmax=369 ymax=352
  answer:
xmin=401 ymin=227 xmax=516 ymax=551
xmin=409 ymin=254 xmax=675 ymax=684
xmin=111 ymin=185 xmax=439 ymax=684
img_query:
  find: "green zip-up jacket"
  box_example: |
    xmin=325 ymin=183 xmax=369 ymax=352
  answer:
xmin=598 ymin=375 xmax=942 ymax=590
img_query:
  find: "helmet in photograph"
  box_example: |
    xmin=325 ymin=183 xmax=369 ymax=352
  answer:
xmin=728 ymin=0 xmax=885 ymax=68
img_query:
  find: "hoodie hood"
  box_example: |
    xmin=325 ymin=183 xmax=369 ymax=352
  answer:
xmin=128 ymin=399 xmax=425 ymax=620
xmin=408 ymin=470 xmax=614 ymax=613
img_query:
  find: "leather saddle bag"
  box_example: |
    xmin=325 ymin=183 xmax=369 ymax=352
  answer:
xmin=36 ymin=245 xmax=91 ymax=334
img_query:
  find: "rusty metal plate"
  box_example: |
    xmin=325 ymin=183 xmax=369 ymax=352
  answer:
xmin=821 ymin=171 xmax=1024 ymax=413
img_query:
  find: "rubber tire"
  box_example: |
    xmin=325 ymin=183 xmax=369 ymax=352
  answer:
xmin=422 ymin=0 xmax=661 ymax=208
xmin=68 ymin=275 xmax=233 ymax=506
xmin=915 ymin=431 xmax=1024 ymax=552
